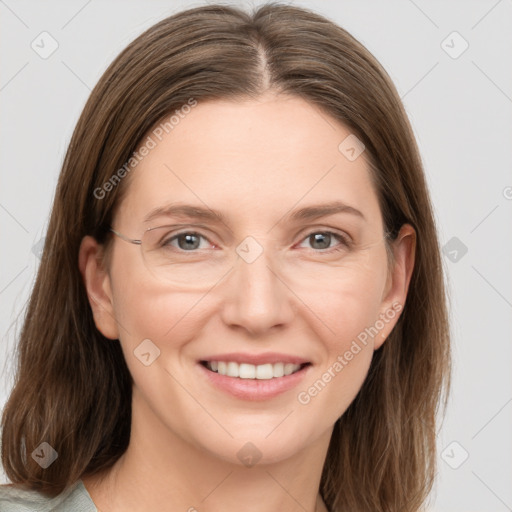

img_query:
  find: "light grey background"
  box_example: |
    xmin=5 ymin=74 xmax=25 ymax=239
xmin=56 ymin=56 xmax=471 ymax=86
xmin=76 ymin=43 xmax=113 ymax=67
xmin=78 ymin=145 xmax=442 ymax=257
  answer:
xmin=1 ymin=1 xmax=511 ymax=510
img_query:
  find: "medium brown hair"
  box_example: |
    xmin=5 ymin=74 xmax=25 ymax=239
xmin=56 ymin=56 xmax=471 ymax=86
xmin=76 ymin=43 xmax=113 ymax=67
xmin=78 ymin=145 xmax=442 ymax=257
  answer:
xmin=1 ymin=3 xmax=451 ymax=510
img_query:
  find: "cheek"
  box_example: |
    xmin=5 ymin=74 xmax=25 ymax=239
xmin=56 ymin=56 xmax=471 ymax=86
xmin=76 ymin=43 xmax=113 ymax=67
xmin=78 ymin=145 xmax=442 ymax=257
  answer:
xmin=297 ymin=340 xmax=374 ymax=425
xmin=293 ymin=253 xmax=388 ymax=416
xmin=291 ymin=251 xmax=389 ymax=342
xmin=107 ymin=242 xmax=203 ymax=339
xmin=322 ymin=273 xmax=385 ymax=351
xmin=111 ymin=276 xmax=204 ymax=347
xmin=295 ymin=283 xmax=384 ymax=422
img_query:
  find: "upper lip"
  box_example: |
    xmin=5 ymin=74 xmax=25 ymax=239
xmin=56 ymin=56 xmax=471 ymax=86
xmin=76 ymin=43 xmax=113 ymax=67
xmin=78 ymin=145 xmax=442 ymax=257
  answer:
xmin=199 ymin=352 xmax=311 ymax=366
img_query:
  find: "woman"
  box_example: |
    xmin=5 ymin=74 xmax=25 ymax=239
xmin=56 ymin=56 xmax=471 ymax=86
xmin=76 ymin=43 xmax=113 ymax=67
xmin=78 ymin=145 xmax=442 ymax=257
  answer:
xmin=0 ymin=2 xmax=451 ymax=511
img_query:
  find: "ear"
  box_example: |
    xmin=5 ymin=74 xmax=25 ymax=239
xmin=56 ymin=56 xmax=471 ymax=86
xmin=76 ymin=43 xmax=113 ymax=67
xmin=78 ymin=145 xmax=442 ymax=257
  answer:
xmin=78 ymin=235 xmax=119 ymax=340
xmin=374 ymin=223 xmax=416 ymax=350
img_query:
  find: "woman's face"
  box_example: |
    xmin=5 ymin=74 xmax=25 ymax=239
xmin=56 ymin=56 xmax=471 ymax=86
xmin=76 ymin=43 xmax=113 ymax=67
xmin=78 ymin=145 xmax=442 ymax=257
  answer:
xmin=83 ymin=92 xmax=414 ymax=466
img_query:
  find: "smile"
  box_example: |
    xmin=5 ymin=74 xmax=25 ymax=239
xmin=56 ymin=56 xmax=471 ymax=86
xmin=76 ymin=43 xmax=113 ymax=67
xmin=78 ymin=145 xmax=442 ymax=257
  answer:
xmin=197 ymin=354 xmax=313 ymax=401
xmin=202 ymin=361 xmax=306 ymax=379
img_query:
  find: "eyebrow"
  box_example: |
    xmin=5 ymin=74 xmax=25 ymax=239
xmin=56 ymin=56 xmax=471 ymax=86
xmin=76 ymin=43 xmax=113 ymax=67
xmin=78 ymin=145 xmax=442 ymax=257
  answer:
xmin=143 ymin=200 xmax=366 ymax=225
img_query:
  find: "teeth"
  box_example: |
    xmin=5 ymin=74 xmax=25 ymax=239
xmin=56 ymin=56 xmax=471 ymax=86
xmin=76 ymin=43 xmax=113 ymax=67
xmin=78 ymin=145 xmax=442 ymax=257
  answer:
xmin=206 ymin=361 xmax=303 ymax=379
xmin=239 ymin=363 xmax=255 ymax=379
xmin=226 ymin=362 xmax=239 ymax=377
xmin=284 ymin=363 xmax=296 ymax=376
xmin=256 ymin=364 xmax=273 ymax=379
xmin=273 ymin=362 xmax=284 ymax=377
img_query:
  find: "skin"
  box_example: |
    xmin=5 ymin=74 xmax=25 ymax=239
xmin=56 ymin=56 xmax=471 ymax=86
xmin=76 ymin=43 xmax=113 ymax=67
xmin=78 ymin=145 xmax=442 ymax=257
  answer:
xmin=79 ymin=92 xmax=416 ymax=512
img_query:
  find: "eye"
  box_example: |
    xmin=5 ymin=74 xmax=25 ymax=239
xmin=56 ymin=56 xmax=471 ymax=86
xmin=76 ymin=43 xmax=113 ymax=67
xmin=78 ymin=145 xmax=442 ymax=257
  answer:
xmin=297 ymin=231 xmax=351 ymax=252
xmin=165 ymin=232 xmax=213 ymax=251
xmin=157 ymin=228 xmax=351 ymax=253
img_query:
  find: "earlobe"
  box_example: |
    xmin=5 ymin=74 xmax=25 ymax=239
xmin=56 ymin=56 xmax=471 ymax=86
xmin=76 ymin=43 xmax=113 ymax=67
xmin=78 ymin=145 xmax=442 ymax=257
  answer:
xmin=374 ymin=224 xmax=416 ymax=350
xmin=78 ymin=235 xmax=119 ymax=340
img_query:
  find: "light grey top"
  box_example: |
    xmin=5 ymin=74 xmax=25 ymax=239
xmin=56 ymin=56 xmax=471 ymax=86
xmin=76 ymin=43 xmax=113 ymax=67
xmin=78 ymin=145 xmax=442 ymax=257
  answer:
xmin=0 ymin=479 xmax=97 ymax=511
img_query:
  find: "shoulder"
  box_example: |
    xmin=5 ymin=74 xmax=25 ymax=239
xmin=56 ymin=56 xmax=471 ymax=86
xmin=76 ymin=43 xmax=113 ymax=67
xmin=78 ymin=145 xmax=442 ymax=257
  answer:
xmin=0 ymin=479 xmax=97 ymax=511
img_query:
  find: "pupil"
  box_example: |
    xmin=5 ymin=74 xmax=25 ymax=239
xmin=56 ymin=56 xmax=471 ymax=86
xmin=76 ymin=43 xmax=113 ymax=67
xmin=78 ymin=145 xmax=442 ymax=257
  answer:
xmin=311 ymin=233 xmax=330 ymax=250
xmin=178 ymin=234 xmax=199 ymax=250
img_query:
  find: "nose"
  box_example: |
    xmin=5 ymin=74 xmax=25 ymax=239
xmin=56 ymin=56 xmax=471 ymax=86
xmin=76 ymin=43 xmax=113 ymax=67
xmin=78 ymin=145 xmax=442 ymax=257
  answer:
xmin=219 ymin=243 xmax=296 ymax=337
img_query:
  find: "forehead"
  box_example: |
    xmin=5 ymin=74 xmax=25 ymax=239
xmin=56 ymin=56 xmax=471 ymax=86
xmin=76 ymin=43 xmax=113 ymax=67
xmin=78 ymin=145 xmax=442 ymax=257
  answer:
xmin=116 ymin=93 xmax=382 ymax=230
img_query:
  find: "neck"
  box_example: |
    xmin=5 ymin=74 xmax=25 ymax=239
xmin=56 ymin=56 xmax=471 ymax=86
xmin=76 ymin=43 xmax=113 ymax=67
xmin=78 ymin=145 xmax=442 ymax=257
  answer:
xmin=83 ymin=393 xmax=332 ymax=512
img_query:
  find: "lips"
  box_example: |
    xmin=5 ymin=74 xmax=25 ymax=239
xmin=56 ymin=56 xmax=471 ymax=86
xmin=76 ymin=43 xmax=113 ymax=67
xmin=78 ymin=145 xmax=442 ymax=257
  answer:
xmin=197 ymin=352 xmax=312 ymax=400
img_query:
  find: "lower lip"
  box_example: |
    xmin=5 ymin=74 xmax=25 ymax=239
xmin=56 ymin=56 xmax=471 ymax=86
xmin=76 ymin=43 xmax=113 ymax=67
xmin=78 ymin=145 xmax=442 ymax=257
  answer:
xmin=197 ymin=362 xmax=312 ymax=401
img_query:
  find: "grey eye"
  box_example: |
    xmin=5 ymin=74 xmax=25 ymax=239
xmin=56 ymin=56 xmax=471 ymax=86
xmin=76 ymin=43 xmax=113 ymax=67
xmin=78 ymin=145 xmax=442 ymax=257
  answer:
xmin=308 ymin=233 xmax=332 ymax=250
xmin=167 ymin=232 xmax=206 ymax=251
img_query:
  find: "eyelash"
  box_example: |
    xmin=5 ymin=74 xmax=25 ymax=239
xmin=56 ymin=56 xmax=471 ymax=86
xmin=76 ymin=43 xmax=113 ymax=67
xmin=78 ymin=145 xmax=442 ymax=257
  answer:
xmin=164 ymin=229 xmax=351 ymax=254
